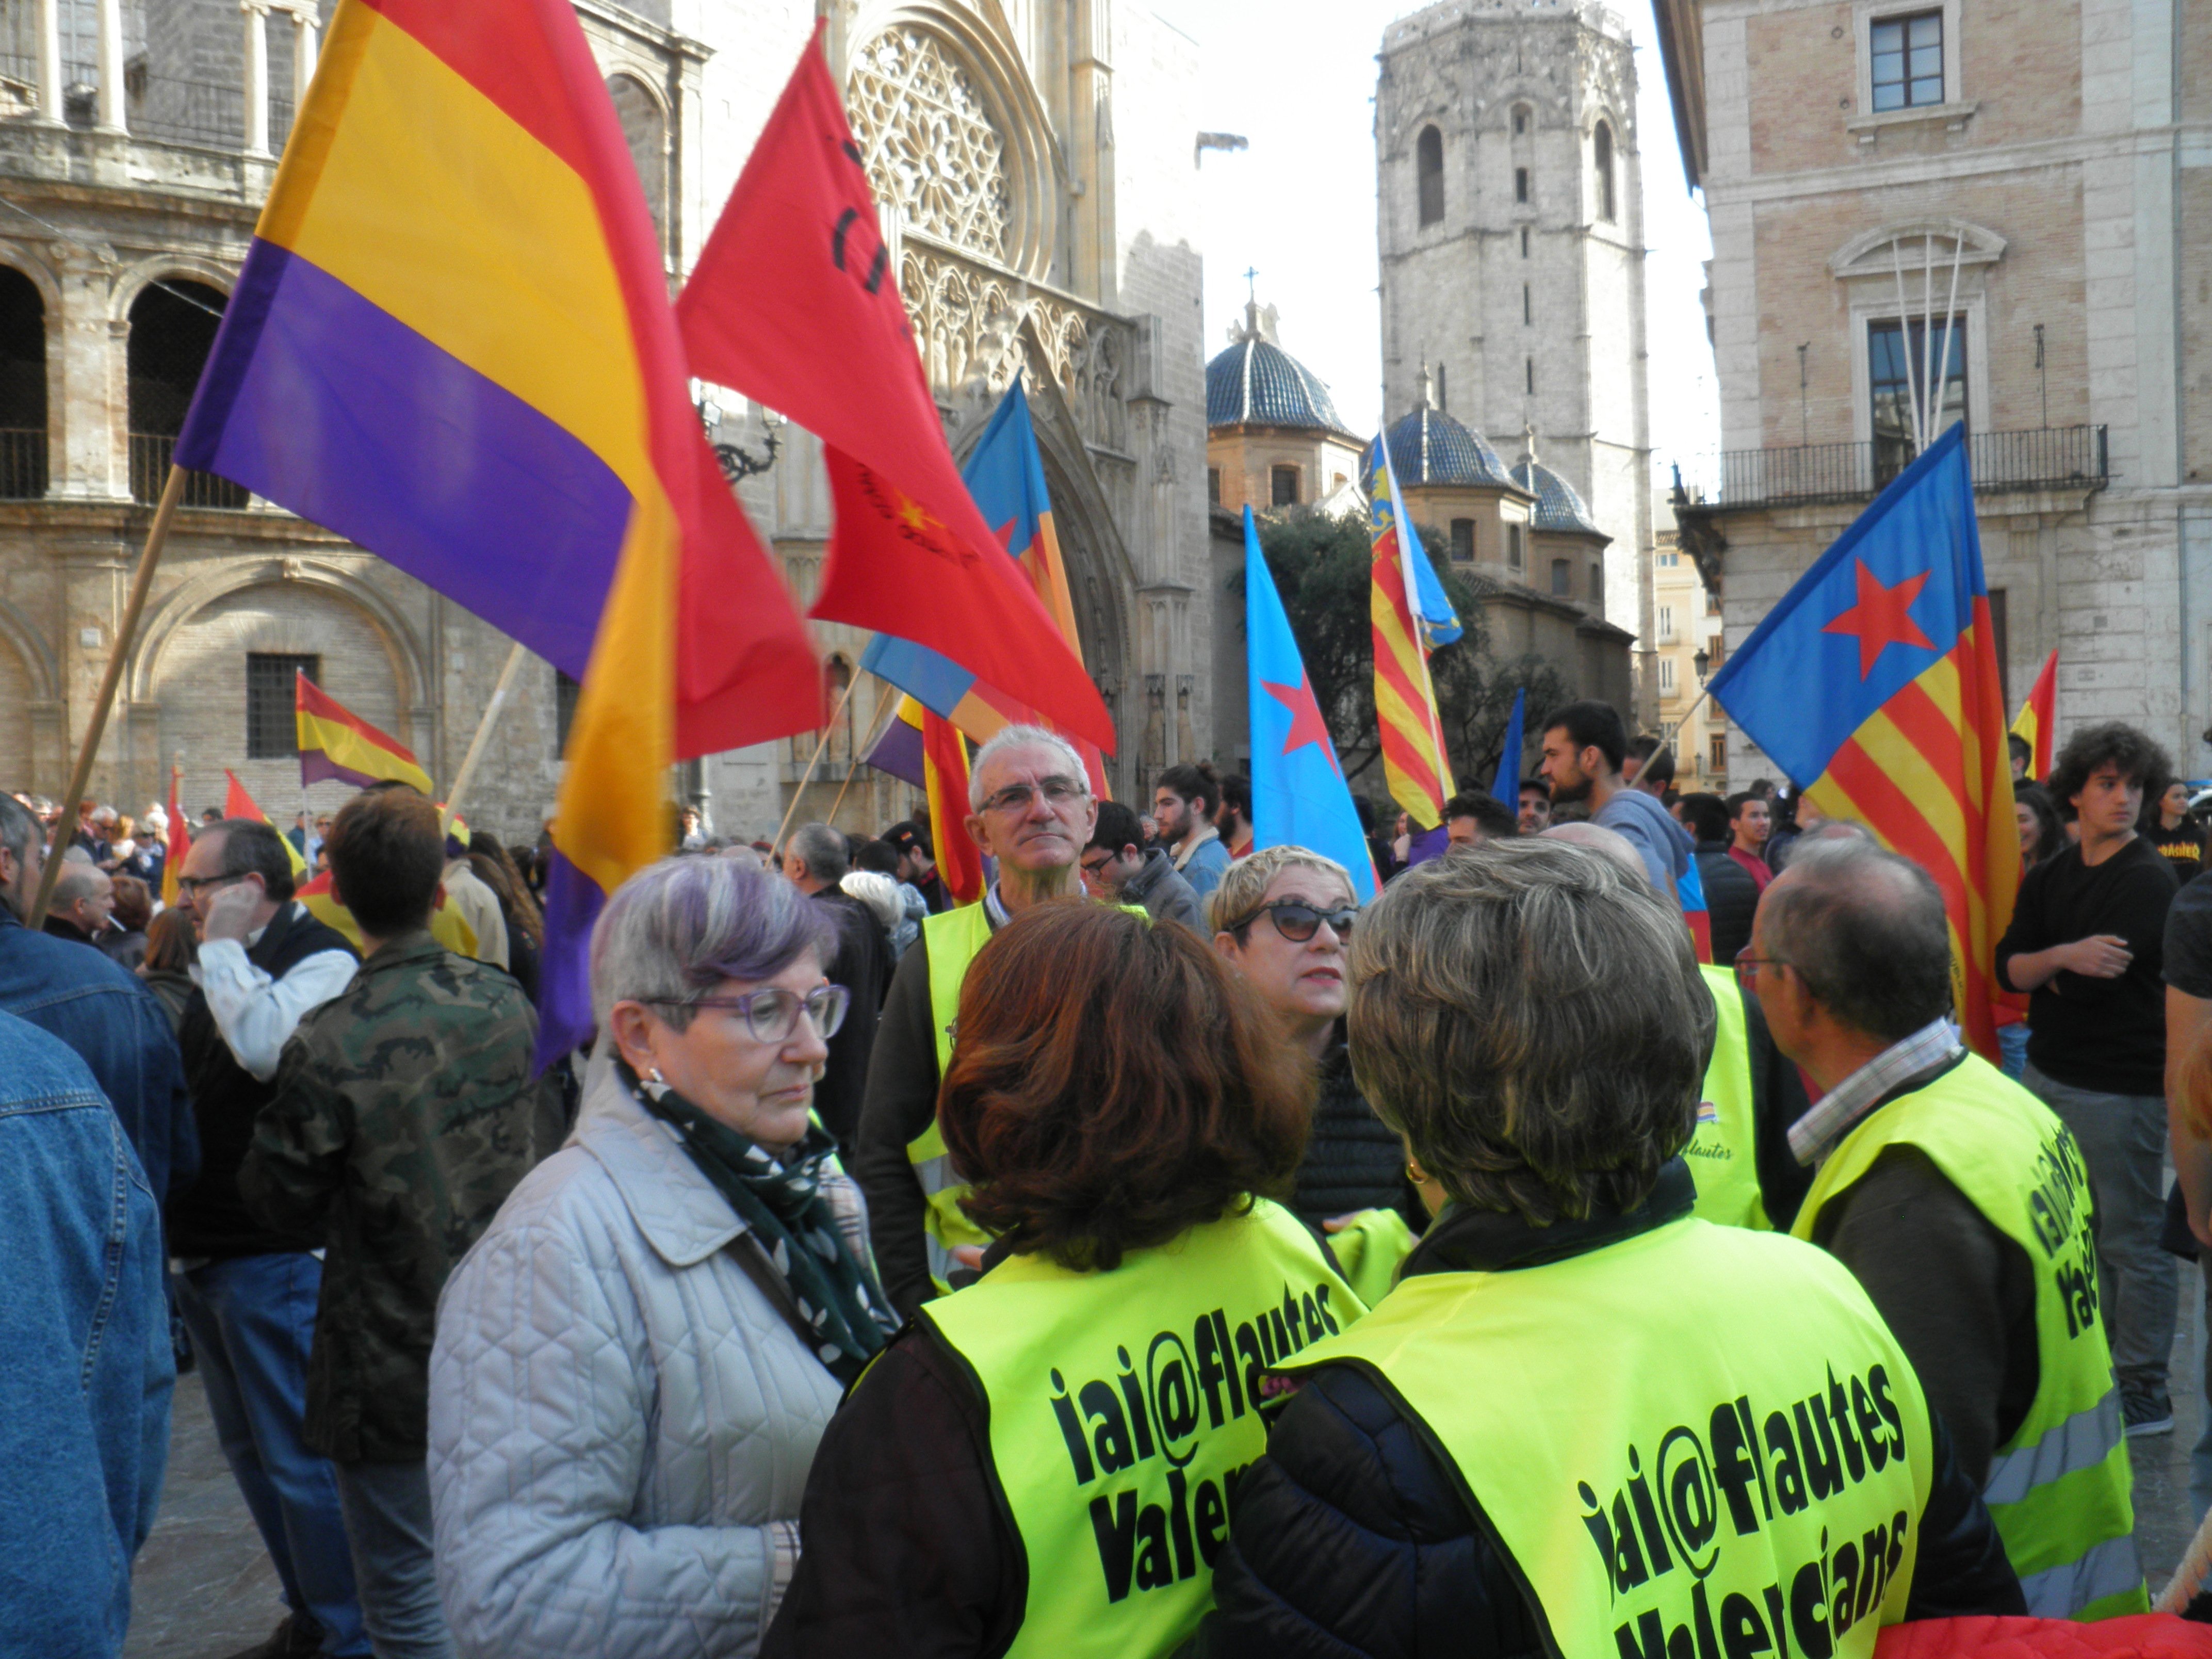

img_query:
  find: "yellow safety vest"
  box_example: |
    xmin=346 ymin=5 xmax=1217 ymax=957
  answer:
xmin=1793 ymin=1054 xmax=2145 ymax=1619
xmin=1324 ymin=1206 xmax=1419 ymax=1306
xmin=920 ymin=1200 xmax=1367 ymax=1658
xmin=1688 ymin=964 xmax=1768 ymax=1230
xmin=911 ymin=899 xmax=1150 ymax=1263
xmin=1281 ymin=1216 xmax=1935 ymax=1659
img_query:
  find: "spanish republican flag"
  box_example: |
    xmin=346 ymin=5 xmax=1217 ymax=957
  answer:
xmin=223 ymin=771 xmax=308 ymax=880
xmin=161 ymin=765 xmax=190 ymax=907
xmin=1709 ymin=426 xmax=2019 ymax=1057
xmin=920 ymin=703 xmax=985 ymax=906
xmin=295 ymin=672 xmax=432 ymax=794
xmin=171 ymin=0 xmax=824 ymax=1062
xmin=2010 ymin=649 xmax=2057 ymax=780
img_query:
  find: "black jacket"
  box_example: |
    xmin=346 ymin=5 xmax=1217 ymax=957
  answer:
xmin=809 ymin=887 xmax=891 ymax=1149
xmin=1291 ymin=1038 xmax=1424 ymax=1232
xmin=1195 ymin=1164 xmax=2026 ymax=1659
xmin=1696 ymin=838 xmax=1761 ymax=969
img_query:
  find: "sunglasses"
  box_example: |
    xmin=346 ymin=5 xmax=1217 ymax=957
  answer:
xmin=1235 ymin=900 xmax=1356 ymax=943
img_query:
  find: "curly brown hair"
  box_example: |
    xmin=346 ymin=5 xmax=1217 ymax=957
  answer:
xmin=938 ymin=901 xmax=1313 ymax=1272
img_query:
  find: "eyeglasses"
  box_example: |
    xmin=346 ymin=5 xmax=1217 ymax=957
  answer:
xmin=1233 ymin=900 xmax=1357 ymax=943
xmin=1079 ymin=852 xmax=1118 ymax=877
xmin=174 ymin=873 xmax=248 ymax=899
xmin=1733 ymin=947 xmax=1788 ymax=989
xmin=980 ymin=777 xmax=1088 ymax=815
xmin=649 ymin=984 xmax=850 ymax=1045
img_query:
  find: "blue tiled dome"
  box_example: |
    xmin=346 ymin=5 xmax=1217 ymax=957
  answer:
xmin=1363 ymin=405 xmax=1516 ymax=490
xmin=1510 ymin=458 xmax=1606 ymax=539
xmin=1207 ymin=336 xmax=1353 ymax=435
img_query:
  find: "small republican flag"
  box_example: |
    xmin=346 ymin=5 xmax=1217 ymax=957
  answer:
xmin=295 ymin=673 xmax=433 ymax=795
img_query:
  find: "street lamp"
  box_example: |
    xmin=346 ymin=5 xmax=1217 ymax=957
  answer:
xmin=1694 ymin=646 xmax=1711 ymax=684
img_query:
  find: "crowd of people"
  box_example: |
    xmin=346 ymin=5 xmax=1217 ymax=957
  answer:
xmin=7 ymin=698 xmax=2212 ymax=1659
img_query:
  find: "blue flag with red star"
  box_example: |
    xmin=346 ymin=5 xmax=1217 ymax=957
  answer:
xmin=1245 ymin=507 xmax=1379 ymax=902
xmin=1707 ymin=423 xmax=2018 ymax=1054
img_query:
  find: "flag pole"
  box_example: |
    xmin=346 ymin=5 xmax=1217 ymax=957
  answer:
xmin=771 ymin=668 xmax=865 ymax=853
xmin=28 ymin=465 xmax=187 ymax=929
xmin=823 ymin=676 xmax=897 ymax=825
xmin=441 ymin=639 xmax=528 ymax=837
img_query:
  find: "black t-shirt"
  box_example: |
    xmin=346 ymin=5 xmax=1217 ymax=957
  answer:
xmin=2148 ymin=825 xmax=2205 ymax=887
xmin=1995 ymin=835 xmax=2177 ymax=1096
xmin=2164 ymin=873 xmax=2212 ymax=999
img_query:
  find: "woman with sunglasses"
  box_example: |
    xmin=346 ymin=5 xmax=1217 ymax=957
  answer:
xmin=429 ymin=856 xmax=897 ymax=1658
xmin=1209 ymin=847 xmax=1425 ymax=1245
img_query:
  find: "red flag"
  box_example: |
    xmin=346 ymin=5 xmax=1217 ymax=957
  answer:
xmin=923 ymin=709 xmax=984 ymax=905
xmin=675 ymin=24 xmax=1113 ymax=753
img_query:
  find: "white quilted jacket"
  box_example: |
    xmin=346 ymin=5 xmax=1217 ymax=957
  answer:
xmin=428 ymin=1062 xmax=847 ymax=1658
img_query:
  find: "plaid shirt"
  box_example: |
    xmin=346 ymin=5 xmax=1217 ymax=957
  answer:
xmin=1787 ymin=1016 xmax=1964 ymax=1167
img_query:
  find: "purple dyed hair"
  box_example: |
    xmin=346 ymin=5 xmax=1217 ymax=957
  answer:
xmin=589 ymin=855 xmax=837 ymax=1030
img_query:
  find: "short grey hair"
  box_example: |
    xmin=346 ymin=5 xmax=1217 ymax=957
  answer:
xmin=1791 ymin=819 xmax=1875 ymax=853
xmin=1205 ymin=844 xmax=1357 ymax=933
xmin=1760 ymin=843 xmax=1952 ymax=1042
xmin=968 ymin=723 xmax=1089 ymax=811
xmin=0 ymin=792 xmax=37 ymax=862
xmin=590 ymin=855 xmax=837 ymax=1032
xmin=51 ymin=863 xmax=106 ymax=910
xmin=1347 ymin=839 xmax=1711 ymax=1226
xmin=1538 ymin=822 xmax=1648 ymax=887
xmin=788 ymin=821 xmax=849 ymax=885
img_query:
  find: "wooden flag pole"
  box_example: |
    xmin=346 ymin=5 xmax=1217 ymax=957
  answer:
xmin=770 ymin=669 xmax=865 ymax=854
xmin=441 ymin=639 xmax=529 ymax=837
xmin=29 ymin=466 xmax=187 ymax=929
xmin=823 ymin=677 xmax=898 ymax=824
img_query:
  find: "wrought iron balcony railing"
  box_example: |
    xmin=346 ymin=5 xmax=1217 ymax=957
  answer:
xmin=130 ymin=433 xmax=250 ymax=508
xmin=0 ymin=427 xmax=46 ymax=498
xmin=1678 ymin=425 xmax=2108 ymax=511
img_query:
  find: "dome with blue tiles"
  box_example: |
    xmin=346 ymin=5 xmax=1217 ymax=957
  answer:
xmin=1510 ymin=450 xmax=1606 ymax=540
xmin=1206 ymin=302 xmax=1355 ymax=436
xmin=1364 ymin=380 xmax=1516 ymax=491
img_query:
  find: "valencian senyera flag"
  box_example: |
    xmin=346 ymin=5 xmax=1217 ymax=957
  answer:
xmin=1244 ymin=508 xmax=1378 ymax=902
xmin=170 ymin=0 xmax=823 ymax=1064
xmin=2012 ymin=648 xmax=2057 ymax=780
xmin=859 ymin=373 xmax=1109 ymax=795
xmin=1708 ymin=424 xmax=2019 ymax=1056
xmin=1367 ymin=432 xmax=1458 ymax=836
xmin=295 ymin=672 xmax=433 ymax=794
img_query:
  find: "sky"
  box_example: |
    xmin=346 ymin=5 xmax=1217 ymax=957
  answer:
xmin=1179 ymin=0 xmax=1719 ymax=487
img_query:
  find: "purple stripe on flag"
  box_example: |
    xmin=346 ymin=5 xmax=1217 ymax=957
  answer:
xmin=534 ymin=847 xmax=605 ymax=1070
xmin=864 ymin=714 xmax=928 ymax=790
xmin=300 ymin=750 xmax=383 ymax=791
xmin=1405 ymin=823 xmax=1452 ymax=869
xmin=176 ymin=240 xmax=632 ymax=681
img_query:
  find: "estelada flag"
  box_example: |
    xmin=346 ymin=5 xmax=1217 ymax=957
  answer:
xmin=295 ymin=672 xmax=433 ymax=795
xmin=161 ymin=764 xmax=190 ymax=907
xmin=2011 ymin=649 xmax=2057 ymax=780
xmin=675 ymin=25 xmax=1112 ymax=754
xmin=1709 ymin=425 xmax=2019 ymax=1056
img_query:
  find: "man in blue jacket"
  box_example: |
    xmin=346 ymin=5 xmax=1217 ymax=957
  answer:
xmin=0 ymin=1009 xmax=174 ymax=1657
xmin=1538 ymin=701 xmax=1694 ymax=906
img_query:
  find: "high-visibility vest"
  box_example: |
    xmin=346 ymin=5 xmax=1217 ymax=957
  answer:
xmin=1688 ymin=964 xmax=1768 ymax=1229
xmin=920 ymin=1200 xmax=1367 ymax=1657
xmin=1793 ymin=1054 xmax=2145 ymax=1619
xmin=1281 ymin=1216 xmax=1935 ymax=1659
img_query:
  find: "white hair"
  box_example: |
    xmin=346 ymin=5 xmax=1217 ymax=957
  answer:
xmin=840 ymin=869 xmax=903 ymax=934
xmin=967 ymin=723 xmax=1089 ymax=811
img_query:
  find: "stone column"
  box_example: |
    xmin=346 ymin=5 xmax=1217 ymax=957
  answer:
xmin=242 ymin=0 xmax=271 ymax=157
xmin=291 ymin=5 xmax=318 ymax=104
xmin=36 ymin=0 xmax=62 ymax=123
xmin=94 ymin=0 xmax=125 ymax=133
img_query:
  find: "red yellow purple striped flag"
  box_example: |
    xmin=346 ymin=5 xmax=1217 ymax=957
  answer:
xmin=295 ymin=672 xmax=432 ymax=795
xmin=1368 ymin=436 xmax=1452 ymax=829
xmin=172 ymin=0 xmax=823 ymax=1062
xmin=1708 ymin=425 xmax=2019 ymax=1055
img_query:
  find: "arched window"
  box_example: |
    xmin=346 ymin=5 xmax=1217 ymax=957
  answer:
xmin=1594 ymin=121 xmax=1616 ymax=222
xmin=1271 ymin=464 xmax=1300 ymax=507
xmin=0 ymin=266 xmax=46 ymax=500
xmin=608 ymin=75 xmax=669 ymax=256
xmin=128 ymin=279 xmax=246 ymax=507
xmin=1416 ymin=125 xmax=1444 ymax=226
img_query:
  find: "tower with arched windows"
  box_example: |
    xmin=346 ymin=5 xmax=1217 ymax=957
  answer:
xmin=1374 ymin=0 xmax=1654 ymax=724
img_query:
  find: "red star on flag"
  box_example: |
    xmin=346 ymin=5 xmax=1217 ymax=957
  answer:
xmin=1823 ymin=558 xmax=1937 ymax=678
xmin=1262 ymin=673 xmax=1334 ymax=761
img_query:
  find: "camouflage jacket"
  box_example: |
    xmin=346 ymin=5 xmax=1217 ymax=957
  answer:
xmin=238 ymin=930 xmax=548 ymax=1461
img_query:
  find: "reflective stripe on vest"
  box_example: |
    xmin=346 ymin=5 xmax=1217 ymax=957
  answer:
xmin=1792 ymin=1053 xmax=2143 ymax=1619
xmin=1280 ymin=1217 xmax=1936 ymax=1659
xmin=920 ymin=1200 xmax=1368 ymax=1658
xmin=1688 ymin=965 xmax=1767 ymax=1230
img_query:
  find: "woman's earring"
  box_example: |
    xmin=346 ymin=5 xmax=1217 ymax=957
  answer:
xmin=1407 ymin=1158 xmax=1431 ymax=1185
xmin=646 ymin=1066 xmax=666 ymax=1085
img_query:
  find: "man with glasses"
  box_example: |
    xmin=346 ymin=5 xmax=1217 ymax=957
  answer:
xmin=169 ymin=816 xmax=369 ymax=1659
xmin=855 ymin=723 xmax=1117 ymax=1318
xmin=1080 ymin=799 xmax=1201 ymax=930
xmin=1750 ymin=840 xmax=2144 ymax=1618
xmin=238 ymin=787 xmax=544 ymax=1659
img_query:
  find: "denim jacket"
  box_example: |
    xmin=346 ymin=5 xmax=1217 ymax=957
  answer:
xmin=0 ymin=1009 xmax=175 ymax=1657
xmin=0 ymin=903 xmax=198 ymax=1205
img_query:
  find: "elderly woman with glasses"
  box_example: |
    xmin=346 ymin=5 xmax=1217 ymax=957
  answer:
xmin=1208 ymin=848 xmax=1425 ymax=1276
xmin=428 ymin=857 xmax=897 ymax=1659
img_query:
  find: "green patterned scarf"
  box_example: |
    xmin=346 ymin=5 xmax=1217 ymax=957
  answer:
xmin=621 ymin=1058 xmax=897 ymax=1381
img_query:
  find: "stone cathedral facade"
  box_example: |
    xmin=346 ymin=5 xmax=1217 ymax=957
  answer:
xmin=1374 ymin=0 xmax=1654 ymax=723
xmin=0 ymin=0 xmax=1210 ymax=842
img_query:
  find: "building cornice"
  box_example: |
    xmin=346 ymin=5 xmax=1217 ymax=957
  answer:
xmin=1703 ymin=123 xmax=2208 ymax=208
